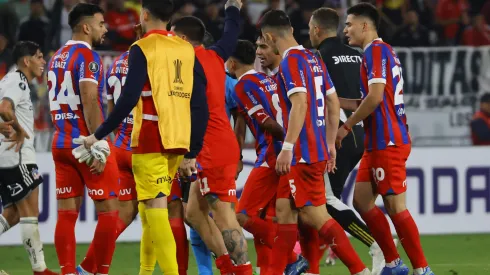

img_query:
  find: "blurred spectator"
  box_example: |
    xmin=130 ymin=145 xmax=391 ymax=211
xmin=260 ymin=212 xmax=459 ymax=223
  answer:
xmin=461 ymin=15 xmax=490 ymax=46
xmin=104 ymin=0 xmax=139 ymax=51
xmin=10 ymin=0 xmax=31 ymax=21
xmin=18 ymin=0 xmax=50 ymax=53
xmin=258 ymin=0 xmax=280 ymax=21
xmin=290 ymin=1 xmax=323 ymax=47
xmin=0 ymin=33 xmax=13 ymax=79
xmin=470 ymin=93 xmax=490 ymax=146
xmin=436 ymin=0 xmax=469 ymax=44
xmin=195 ymin=0 xmax=224 ymax=42
xmin=392 ymin=10 xmax=430 ymax=47
xmin=376 ymin=0 xmax=406 ymax=26
xmin=407 ymin=0 xmax=435 ymax=28
xmin=481 ymin=1 xmax=490 ymax=25
xmin=238 ymin=0 xmax=259 ymax=42
xmin=124 ymin=0 xmax=141 ymax=14
xmin=0 ymin=3 xmax=19 ymax=48
xmin=47 ymin=0 xmax=79 ymax=52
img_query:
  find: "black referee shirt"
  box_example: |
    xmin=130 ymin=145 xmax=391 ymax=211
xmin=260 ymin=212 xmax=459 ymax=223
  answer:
xmin=316 ymin=36 xmax=364 ymax=148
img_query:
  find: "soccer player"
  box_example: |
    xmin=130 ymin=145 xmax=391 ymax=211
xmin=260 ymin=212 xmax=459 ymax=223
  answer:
xmin=227 ymin=40 xmax=293 ymax=274
xmin=259 ymin=10 xmax=369 ymax=275
xmin=0 ymin=41 xmax=57 ymax=275
xmin=338 ymin=3 xmax=433 ymax=275
xmin=255 ymin=36 xmax=281 ymax=76
xmin=47 ymin=4 xmax=120 ymax=274
xmin=83 ymin=0 xmax=209 ymax=274
xmin=309 ymin=7 xmax=386 ymax=274
xmin=170 ymin=1 xmax=254 ymax=274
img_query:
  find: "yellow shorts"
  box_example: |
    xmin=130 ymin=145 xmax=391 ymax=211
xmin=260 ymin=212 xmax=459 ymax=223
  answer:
xmin=132 ymin=153 xmax=183 ymax=201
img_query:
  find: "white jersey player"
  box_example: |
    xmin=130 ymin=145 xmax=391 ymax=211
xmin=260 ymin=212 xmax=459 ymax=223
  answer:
xmin=0 ymin=41 xmax=58 ymax=275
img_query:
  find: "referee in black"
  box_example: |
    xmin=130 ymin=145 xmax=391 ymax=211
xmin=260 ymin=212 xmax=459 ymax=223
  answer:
xmin=309 ymin=7 xmax=386 ymax=273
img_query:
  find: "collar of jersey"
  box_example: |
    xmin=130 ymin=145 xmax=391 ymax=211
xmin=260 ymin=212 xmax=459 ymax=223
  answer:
xmin=269 ymin=67 xmax=279 ymax=76
xmin=65 ymin=40 xmax=91 ymax=49
xmin=283 ymin=45 xmax=305 ymax=58
xmin=238 ymin=69 xmax=256 ymax=81
xmin=142 ymin=30 xmax=174 ymax=38
xmin=363 ymin=38 xmax=383 ymax=51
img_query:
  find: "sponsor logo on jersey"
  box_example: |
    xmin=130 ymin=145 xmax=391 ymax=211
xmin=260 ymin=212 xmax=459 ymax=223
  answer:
xmin=88 ymin=188 xmax=104 ymax=196
xmin=56 ymin=187 xmax=72 ymax=195
xmin=332 ymin=55 xmax=362 ymax=64
xmin=53 ymin=113 xmax=81 ymax=120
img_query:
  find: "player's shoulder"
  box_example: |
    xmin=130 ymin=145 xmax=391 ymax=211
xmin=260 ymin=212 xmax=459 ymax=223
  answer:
xmin=0 ymin=71 xmax=29 ymax=96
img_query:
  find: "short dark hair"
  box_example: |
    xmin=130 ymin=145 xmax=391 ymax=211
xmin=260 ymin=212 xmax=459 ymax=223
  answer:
xmin=346 ymin=3 xmax=380 ymax=30
xmin=312 ymin=8 xmax=339 ymax=32
xmin=230 ymin=40 xmax=256 ymax=65
xmin=12 ymin=41 xmax=40 ymax=63
xmin=68 ymin=3 xmax=104 ymax=29
xmin=481 ymin=93 xmax=490 ymax=104
xmin=171 ymin=16 xmax=206 ymax=43
xmin=142 ymin=0 xmax=174 ymax=22
xmin=203 ymin=31 xmax=215 ymax=48
xmin=259 ymin=10 xmax=291 ymax=30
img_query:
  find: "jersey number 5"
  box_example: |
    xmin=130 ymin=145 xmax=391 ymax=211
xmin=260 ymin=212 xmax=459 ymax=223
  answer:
xmin=48 ymin=71 xmax=81 ymax=111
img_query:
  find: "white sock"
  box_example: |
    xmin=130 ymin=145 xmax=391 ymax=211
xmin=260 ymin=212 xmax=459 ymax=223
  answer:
xmin=385 ymin=258 xmax=401 ymax=268
xmin=413 ymin=267 xmax=428 ymax=275
xmin=0 ymin=215 xmax=10 ymax=236
xmin=20 ymin=217 xmax=47 ymax=272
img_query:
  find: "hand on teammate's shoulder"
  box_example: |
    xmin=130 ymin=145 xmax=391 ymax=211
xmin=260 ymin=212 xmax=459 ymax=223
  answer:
xmin=225 ymin=0 xmax=242 ymax=10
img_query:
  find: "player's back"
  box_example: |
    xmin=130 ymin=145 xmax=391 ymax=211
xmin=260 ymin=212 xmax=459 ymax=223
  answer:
xmin=360 ymin=39 xmax=410 ymax=151
xmin=277 ymin=46 xmax=334 ymax=164
xmin=233 ymin=71 xmax=282 ymax=167
xmin=106 ymin=51 xmax=132 ymax=151
xmin=47 ymin=41 xmax=104 ymax=149
xmin=195 ymin=46 xmax=239 ymax=168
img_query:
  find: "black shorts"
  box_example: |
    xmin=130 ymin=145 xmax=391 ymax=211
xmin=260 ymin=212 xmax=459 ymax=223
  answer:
xmin=0 ymin=164 xmax=43 ymax=208
xmin=327 ymin=128 xmax=364 ymax=198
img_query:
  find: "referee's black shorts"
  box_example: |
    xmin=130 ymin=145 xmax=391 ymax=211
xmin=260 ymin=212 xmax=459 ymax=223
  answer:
xmin=327 ymin=128 xmax=364 ymax=199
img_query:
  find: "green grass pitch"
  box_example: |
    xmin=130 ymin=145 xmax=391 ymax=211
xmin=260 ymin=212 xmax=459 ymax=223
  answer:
xmin=1 ymin=234 xmax=490 ymax=274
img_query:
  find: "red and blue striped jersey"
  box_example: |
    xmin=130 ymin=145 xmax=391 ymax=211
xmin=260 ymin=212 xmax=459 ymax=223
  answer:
xmin=106 ymin=51 xmax=132 ymax=151
xmin=232 ymin=70 xmax=282 ymax=168
xmin=48 ymin=40 xmax=105 ymax=149
xmin=278 ymin=46 xmax=336 ymax=165
xmin=360 ymin=39 xmax=411 ymax=151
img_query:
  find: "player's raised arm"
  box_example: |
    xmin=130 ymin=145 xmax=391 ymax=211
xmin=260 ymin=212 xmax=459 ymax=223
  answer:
xmin=209 ymin=0 xmax=242 ymax=61
xmin=93 ymin=45 xmax=146 ymax=141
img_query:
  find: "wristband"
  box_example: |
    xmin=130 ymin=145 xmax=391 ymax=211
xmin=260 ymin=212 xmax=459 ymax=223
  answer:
xmin=343 ymin=123 xmax=352 ymax=132
xmin=282 ymin=141 xmax=294 ymax=151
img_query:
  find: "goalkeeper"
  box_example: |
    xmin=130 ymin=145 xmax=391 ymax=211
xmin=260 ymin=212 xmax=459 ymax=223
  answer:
xmin=83 ymin=0 xmax=209 ymax=274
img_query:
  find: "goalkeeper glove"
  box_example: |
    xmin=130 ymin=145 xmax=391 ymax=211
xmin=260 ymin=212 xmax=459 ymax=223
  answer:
xmin=72 ymin=136 xmax=94 ymax=165
xmin=91 ymin=140 xmax=110 ymax=163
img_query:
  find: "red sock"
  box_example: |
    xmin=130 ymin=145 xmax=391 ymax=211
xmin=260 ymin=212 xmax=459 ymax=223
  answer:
xmin=254 ymin=237 xmax=271 ymax=270
xmin=233 ymin=263 xmax=253 ymax=275
xmin=299 ymin=223 xmax=321 ymax=274
xmin=54 ymin=210 xmax=78 ymax=275
xmin=361 ymin=206 xmax=400 ymax=262
xmin=319 ymin=219 xmax=366 ymax=274
xmin=243 ymin=216 xmax=276 ymax=248
xmin=391 ymin=210 xmax=428 ymax=268
xmin=216 ymin=253 xmax=234 ymax=274
xmin=170 ymin=218 xmax=189 ymax=275
xmin=269 ymin=224 xmax=297 ymax=274
xmin=93 ymin=211 xmax=119 ymax=274
xmin=80 ymin=217 xmax=127 ymax=273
